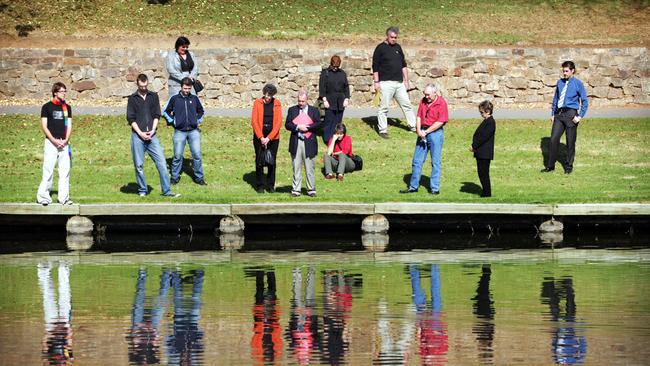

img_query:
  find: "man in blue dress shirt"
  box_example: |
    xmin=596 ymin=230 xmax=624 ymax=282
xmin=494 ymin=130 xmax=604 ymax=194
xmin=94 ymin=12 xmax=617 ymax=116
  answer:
xmin=542 ymin=61 xmax=588 ymax=174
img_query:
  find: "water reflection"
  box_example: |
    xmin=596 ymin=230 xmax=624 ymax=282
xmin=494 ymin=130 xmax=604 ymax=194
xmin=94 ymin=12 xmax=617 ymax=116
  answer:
xmin=410 ymin=264 xmax=449 ymax=365
xmin=126 ymin=269 xmax=170 ymax=364
xmin=167 ymin=270 xmax=205 ymax=365
xmin=321 ymin=270 xmax=361 ymax=365
xmin=286 ymin=267 xmax=319 ymax=365
xmin=472 ymin=264 xmax=495 ymax=364
xmin=541 ymin=277 xmax=588 ymax=365
xmin=251 ymin=269 xmax=282 ymax=365
xmin=37 ymin=262 xmax=74 ymax=365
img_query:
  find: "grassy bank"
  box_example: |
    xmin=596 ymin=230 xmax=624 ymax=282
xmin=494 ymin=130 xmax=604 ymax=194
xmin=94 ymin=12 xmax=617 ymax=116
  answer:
xmin=1 ymin=114 xmax=648 ymax=204
xmin=2 ymin=0 xmax=649 ymax=46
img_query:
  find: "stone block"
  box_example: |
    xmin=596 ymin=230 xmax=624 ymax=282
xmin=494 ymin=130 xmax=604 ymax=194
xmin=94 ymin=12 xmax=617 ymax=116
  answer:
xmin=0 ymin=82 xmax=15 ymax=97
xmin=587 ymin=76 xmax=610 ymax=87
xmin=466 ymin=80 xmax=480 ymax=92
xmin=445 ymin=77 xmax=464 ymax=90
xmin=429 ymin=67 xmax=445 ymax=78
xmin=35 ymin=69 xmax=60 ymax=81
xmin=607 ymin=88 xmax=623 ymax=99
xmin=64 ymin=58 xmax=89 ymax=66
xmin=588 ymin=86 xmax=609 ymax=98
xmin=505 ymin=77 xmax=528 ymax=89
xmin=483 ymin=80 xmax=500 ymax=92
xmin=528 ymin=80 xmax=543 ymax=89
xmin=64 ymin=49 xmax=74 ymax=57
xmin=72 ymin=80 xmax=97 ymax=92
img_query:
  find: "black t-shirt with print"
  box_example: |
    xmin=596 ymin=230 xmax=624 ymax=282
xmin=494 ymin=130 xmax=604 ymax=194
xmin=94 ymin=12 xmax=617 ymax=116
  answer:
xmin=40 ymin=101 xmax=72 ymax=139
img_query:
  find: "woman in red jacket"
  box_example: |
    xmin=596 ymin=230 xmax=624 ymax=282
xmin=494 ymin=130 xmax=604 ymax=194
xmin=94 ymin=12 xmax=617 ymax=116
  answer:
xmin=251 ymin=84 xmax=282 ymax=193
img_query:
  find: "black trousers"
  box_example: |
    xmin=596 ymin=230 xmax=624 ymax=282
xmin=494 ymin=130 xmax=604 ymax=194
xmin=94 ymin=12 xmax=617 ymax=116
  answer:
xmin=321 ymin=109 xmax=344 ymax=145
xmin=253 ymin=138 xmax=279 ymax=189
xmin=548 ymin=109 xmax=578 ymax=170
xmin=476 ymin=158 xmax=491 ymax=196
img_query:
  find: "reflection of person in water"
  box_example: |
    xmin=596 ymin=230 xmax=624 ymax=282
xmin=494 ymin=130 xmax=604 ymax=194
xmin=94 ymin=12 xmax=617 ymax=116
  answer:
xmin=37 ymin=262 xmax=74 ymax=365
xmin=286 ymin=267 xmax=319 ymax=365
xmin=409 ymin=264 xmax=448 ymax=365
xmin=472 ymin=264 xmax=495 ymax=364
xmin=372 ymin=297 xmax=415 ymax=365
xmin=541 ymin=276 xmax=587 ymax=365
xmin=252 ymin=270 xmax=283 ymax=365
xmin=167 ymin=269 xmax=205 ymax=365
xmin=127 ymin=268 xmax=171 ymax=365
xmin=321 ymin=270 xmax=360 ymax=365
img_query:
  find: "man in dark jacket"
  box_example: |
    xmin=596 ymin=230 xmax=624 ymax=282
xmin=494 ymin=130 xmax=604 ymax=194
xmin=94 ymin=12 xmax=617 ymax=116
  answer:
xmin=285 ymin=90 xmax=322 ymax=197
xmin=163 ymin=77 xmax=206 ymax=185
xmin=126 ymin=74 xmax=179 ymax=197
xmin=470 ymin=100 xmax=496 ymax=197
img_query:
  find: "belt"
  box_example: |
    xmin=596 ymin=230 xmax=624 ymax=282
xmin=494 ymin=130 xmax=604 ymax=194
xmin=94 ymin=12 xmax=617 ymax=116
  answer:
xmin=558 ymin=107 xmax=576 ymax=112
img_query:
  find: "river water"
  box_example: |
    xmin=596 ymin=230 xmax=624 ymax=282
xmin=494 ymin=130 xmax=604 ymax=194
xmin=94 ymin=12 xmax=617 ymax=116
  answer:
xmin=0 ymin=244 xmax=649 ymax=365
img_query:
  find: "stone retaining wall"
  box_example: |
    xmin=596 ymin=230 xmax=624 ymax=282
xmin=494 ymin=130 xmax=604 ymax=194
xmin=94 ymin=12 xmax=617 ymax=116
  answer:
xmin=1 ymin=47 xmax=648 ymax=108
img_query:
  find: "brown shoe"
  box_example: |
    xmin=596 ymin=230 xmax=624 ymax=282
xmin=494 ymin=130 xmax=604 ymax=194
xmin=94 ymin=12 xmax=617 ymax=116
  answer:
xmin=337 ymin=174 xmax=344 ymax=181
xmin=325 ymin=173 xmax=335 ymax=179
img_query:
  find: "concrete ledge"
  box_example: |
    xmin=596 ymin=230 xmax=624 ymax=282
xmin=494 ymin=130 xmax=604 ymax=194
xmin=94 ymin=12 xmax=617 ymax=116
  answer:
xmin=375 ymin=203 xmax=554 ymax=215
xmin=232 ymin=203 xmax=375 ymax=215
xmin=78 ymin=204 xmax=231 ymax=216
xmin=0 ymin=203 xmax=79 ymax=215
xmin=553 ymin=203 xmax=650 ymax=216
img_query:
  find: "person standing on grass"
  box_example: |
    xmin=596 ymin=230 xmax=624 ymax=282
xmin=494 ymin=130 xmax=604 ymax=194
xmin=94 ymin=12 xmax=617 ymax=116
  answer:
xmin=470 ymin=100 xmax=496 ymax=198
xmin=163 ymin=77 xmax=206 ymax=186
xmin=319 ymin=55 xmax=351 ymax=145
xmin=372 ymin=26 xmax=416 ymax=139
xmin=126 ymin=74 xmax=179 ymax=198
xmin=400 ymin=84 xmax=448 ymax=195
xmin=286 ymin=90 xmax=322 ymax=197
xmin=251 ymin=84 xmax=282 ymax=193
xmin=324 ymin=123 xmax=355 ymax=181
xmin=37 ymin=82 xmax=73 ymax=206
xmin=542 ymin=60 xmax=588 ymax=175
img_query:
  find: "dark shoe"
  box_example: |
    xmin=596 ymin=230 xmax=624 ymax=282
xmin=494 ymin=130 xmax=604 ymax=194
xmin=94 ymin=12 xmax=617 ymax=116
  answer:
xmin=325 ymin=173 xmax=335 ymax=180
xmin=399 ymin=188 xmax=418 ymax=194
xmin=540 ymin=167 xmax=554 ymax=173
xmin=39 ymin=201 xmax=49 ymax=206
xmin=195 ymin=179 xmax=207 ymax=185
xmin=379 ymin=133 xmax=389 ymax=140
xmin=256 ymin=187 xmax=265 ymax=194
xmin=480 ymin=193 xmax=491 ymax=197
xmin=564 ymin=168 xmax=573 ymax=175
xmin=430 ymin=191 xmax=440 ymax=195
xmin=267 ymin=187 xmax=275 ymax=193
xmin=307 ymin=191 xmax=317 ymax=197
xmin=337 ymin=174 xmax=344 ymax=181
xmin=171 ymin=177 xmax=180 ymax=185
xmin=162 ymin=192 xmax=181 ymax=197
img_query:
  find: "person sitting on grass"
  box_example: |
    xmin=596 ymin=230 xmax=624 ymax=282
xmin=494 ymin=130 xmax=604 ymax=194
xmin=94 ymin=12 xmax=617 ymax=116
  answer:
xmin=324 ymin=123 xmax=355 ymax=181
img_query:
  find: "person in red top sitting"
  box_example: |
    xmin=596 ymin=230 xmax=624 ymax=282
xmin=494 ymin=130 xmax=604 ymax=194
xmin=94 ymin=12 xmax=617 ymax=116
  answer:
xmin=324 ymin=123 xmax=355 ymax=181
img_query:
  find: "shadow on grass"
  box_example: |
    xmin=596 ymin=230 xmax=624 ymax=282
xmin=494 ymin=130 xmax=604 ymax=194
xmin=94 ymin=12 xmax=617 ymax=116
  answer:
xmin=540 ymin=137 xmax=567 ymax=169
xmin=166 ymin=157 xmax=197 ymax=181
xmin=120 ymin=183 xmax=152 ymax=195
xmin=402 ymin=173 xmax=430 ymax=191
xmin=361 ymin=116 xmax=412 ymax=135
xmin=243 ymin=171 xmax=291 ymax=193
xmin=460 ymin=181 xmax=482 ymax=196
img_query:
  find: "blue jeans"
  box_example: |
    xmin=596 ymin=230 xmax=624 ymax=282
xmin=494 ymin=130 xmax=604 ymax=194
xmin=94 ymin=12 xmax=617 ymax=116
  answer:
xmin=172 ymin=129 xmax=203 ymax=181
xmin=409 ymin=129 xmax=444 ymax=192
xmin=131 ymin=133 xmax=171 ymax=195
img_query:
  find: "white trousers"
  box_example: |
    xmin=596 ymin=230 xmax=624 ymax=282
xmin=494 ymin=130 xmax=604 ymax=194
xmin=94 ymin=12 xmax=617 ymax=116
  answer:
xmin=377 ymin=80 xmax=416 ymax=133
xmin=37 ymin=139 xmax=70 ymax=204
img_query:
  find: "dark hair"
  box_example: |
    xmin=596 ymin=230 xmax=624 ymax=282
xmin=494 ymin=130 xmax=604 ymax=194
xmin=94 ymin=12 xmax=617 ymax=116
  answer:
xmin=174 ymin=36 xmax=191 ymax=51
xmin=561 ymin=60 xmax=576 ymax=71
xmin=330 ymin=55 xmax=341 ymax=68
xmin=479 ymin=100 xmax=493 ymax=115
xmin=262 ymin=83 xmax=277 ymax=96
xmin=334 ymin=122 xmax=347 ymax=136
xmin=51 ymin=82 xmax=66 ymax=97
xmin=136 ymin=74 xmax=148 ymax=83
xmin=386 ymin=26 xmax=399 ymax=35
xmin=180 ymin=77 xmax=193 ymax=87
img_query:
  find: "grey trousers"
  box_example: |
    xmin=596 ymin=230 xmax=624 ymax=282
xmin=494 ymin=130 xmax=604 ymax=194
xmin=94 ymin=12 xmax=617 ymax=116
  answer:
xmin=292 ymin=140 xmax=316 ymax=194
xmin=324 ymin=154 xmax=355 ymax=175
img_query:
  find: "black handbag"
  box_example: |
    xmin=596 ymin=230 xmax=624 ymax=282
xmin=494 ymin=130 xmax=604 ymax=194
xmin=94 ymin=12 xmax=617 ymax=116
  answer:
xmin=350 ymin=154 xmax=363 ymax=171
xmin=193 ymin=79 xmax=204 ymax=93
xmin=257 ymin=147 xmax=275 ymax=167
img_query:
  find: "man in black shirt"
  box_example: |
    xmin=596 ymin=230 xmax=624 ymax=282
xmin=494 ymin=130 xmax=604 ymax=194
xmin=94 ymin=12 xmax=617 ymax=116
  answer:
xmin=37 ymin=82 xmax=73 ymax=205
xmin=126 ymin=74 xmax=179 ymax=197
xmin=372 ymin=26 xmax=416 ymax=139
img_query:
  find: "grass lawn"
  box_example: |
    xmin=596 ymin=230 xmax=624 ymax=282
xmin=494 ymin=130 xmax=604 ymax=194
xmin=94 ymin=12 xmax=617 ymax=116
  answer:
xmin=0 ymin=114 xmax=648 ymax=204
xmin=2 ymin=0 xmax=649 ymax=46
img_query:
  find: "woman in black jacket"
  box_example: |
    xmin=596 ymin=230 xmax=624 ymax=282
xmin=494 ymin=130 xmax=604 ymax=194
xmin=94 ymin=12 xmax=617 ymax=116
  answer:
xmin=470 ymin=101 xmax=496 ymax=197
xmin=319 ymin=55 xmax=351 ymax=145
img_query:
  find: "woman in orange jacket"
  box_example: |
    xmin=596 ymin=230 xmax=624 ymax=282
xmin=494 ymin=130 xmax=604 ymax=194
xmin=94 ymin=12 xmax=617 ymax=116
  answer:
xmin=251 ymin=84 xmax=282 ymax=193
